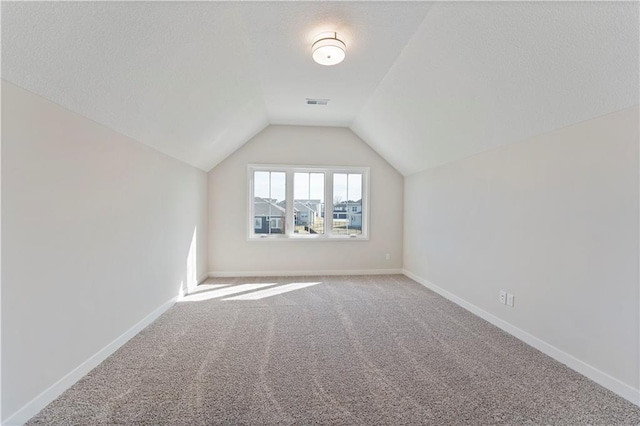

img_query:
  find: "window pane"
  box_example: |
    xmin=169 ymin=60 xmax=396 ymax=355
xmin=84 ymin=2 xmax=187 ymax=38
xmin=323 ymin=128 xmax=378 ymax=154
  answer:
xmin=332 ymin=173 xmax=362 ymax=236
xmin=294 ymin=172 xmax=324 ymax=234
xmin=253 ymin=171 xmax=286 ymax=235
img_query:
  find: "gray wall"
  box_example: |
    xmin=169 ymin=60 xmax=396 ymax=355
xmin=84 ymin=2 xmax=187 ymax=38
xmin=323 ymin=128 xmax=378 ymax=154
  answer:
xmin=1 ymin=82 xmax=209 ymax=421
xmin=403 ymin=107 xmax=639 ymax=400
xmin=208 ymin=125 xmax=403 ymax=275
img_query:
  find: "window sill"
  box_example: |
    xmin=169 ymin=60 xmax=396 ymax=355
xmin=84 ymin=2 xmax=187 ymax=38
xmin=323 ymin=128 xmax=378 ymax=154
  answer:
xmin=248 ymin=235 xmax=369 ymax=242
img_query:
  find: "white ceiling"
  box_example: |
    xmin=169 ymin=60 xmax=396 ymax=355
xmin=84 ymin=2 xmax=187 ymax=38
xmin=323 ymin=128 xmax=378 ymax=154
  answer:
xmin=2 ymin=2 xmax=638 ymax=175
xmin=352 ymin=1 xmax=640 ymax=175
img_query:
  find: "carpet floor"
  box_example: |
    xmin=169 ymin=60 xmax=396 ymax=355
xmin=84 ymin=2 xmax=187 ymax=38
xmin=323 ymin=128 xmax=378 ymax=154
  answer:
xmin=27 ymin=275 xmax=640 ymax=425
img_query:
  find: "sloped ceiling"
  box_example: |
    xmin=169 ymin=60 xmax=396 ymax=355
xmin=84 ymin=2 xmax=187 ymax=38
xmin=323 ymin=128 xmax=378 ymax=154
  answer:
xmin=2 ymin=2 xmax=638 ymax=175
xmin=2 ymin=2 xmax=269 ymax=171
xmin=351 ymin=1 xmax=640 ymax=175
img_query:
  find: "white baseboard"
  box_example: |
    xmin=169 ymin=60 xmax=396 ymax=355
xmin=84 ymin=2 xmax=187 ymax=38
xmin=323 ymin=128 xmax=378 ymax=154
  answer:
xmin=207 ymin=269 xmax=403 ymax=278
xmin=402 ymin=269 xmax=640 ymax=407
xmin=197 ymin=272 xmax=209 ymax=284
xmin=3 ymin=296 xmax=178 ymax=426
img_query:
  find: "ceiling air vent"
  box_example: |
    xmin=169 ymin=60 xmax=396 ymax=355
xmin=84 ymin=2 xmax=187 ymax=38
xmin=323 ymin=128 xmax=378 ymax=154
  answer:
xmin=306 ymin=98 xmax=329 ymax=105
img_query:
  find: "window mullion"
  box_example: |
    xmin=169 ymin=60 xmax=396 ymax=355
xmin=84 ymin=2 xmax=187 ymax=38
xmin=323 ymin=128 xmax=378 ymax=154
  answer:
xmin=268 ymin=172 xmax=273 ymax=235
xmin=325 ymin=171 xmax=334 ymax=237
xmin=363 ymin=169 xmax=369 ymax=239
xmin=248 ymin=168 xmax=254 ymax=238
xmin=285 ymin=170 xmax=294 ymax=236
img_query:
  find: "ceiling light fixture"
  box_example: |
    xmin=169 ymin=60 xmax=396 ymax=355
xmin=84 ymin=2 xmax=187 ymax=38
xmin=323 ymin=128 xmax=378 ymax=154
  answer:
xmin=312 ymin=32 xmax=346 ymax=66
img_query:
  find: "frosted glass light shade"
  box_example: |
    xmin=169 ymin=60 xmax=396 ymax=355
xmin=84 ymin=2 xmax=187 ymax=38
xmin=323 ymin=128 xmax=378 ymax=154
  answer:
xmin=312 ymin=33 xmax=346 ymax=66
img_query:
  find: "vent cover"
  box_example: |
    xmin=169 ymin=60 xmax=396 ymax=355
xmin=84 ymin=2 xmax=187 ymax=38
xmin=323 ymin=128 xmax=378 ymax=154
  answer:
xmin=306 ymin=98 xmax=329 ymax=105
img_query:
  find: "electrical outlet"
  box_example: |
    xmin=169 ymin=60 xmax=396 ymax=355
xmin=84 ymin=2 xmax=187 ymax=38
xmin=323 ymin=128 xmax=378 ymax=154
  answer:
xmin=499 ymin=291 xmax=507 ymax=304
xmin=507 ymin=293 xmax=515 ymax=307
xmin=385 ymin=253 xmax=391 ymax=261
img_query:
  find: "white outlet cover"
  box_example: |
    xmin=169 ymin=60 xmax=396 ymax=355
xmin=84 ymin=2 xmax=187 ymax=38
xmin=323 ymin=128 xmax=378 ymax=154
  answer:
xmin=507 ymin=293 xmax=515 ymax=307
xmin=499 ymin=291 xmax=507 ymax=304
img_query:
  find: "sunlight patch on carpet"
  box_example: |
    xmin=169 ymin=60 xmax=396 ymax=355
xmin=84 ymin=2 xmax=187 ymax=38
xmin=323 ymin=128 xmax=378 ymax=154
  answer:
xmin=180 ymin=283 xmax=278 ymax=302
xmin=223 ymin=282 xmax=322 ymax=300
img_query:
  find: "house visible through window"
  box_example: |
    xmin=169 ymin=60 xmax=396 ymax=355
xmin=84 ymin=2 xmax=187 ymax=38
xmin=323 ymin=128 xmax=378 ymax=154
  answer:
xmin=332 ymin=173 xmax=363 ymax=236
xmin=248 ymin=165 xmax=369 ymax=240
xmin=252 ymin=171 xmax=286 ymax=235
xmin=294 ymin=172 xmax=325 ymax=235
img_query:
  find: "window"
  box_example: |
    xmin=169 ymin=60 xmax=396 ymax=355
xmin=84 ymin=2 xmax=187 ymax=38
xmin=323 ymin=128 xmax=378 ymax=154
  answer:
xmin=294 ymin=172 xmax=325 ymax=235
xmin=332 ymin=173 xmax=363 ymax=236
xmin=248 ymin=165 xmax=369 ymax=240
xmin=252 ymin=171 xmax=286 ymax=235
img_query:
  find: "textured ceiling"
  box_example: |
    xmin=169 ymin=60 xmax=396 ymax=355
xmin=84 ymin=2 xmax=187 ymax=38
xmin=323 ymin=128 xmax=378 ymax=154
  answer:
xmin=239 ymin=2 xmax=432 ymax=127
xmin=2 ymin=2 xmax=638 ymax=175
xmin=2 ymin=2 xmax=269 ymax=171
xmin=351 ymin=1 xmax=640 ymax=175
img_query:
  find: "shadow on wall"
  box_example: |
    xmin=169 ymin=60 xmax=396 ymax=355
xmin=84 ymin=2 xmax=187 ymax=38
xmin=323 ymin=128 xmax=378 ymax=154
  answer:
xmin=179 ymin=281 xmax=322 ymax=302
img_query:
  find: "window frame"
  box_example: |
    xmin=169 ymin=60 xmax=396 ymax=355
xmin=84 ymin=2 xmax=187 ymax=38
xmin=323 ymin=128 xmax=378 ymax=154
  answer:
xmin=247 ymin=164 xmax=370 ymax=241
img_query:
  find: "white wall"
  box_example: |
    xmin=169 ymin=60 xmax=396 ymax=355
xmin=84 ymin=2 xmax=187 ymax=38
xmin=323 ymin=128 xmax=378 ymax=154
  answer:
xmin=208 ymin=125 xmax=403 ymax=275
xmin=404 ymin=107 xmax=639 ymax=402
xmin=1 ymin=81 xmax=208 ymax=422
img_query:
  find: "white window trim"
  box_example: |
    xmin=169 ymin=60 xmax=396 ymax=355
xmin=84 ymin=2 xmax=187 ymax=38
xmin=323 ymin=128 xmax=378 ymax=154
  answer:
xmin=247 ymin=164 xmax=370 ymax=241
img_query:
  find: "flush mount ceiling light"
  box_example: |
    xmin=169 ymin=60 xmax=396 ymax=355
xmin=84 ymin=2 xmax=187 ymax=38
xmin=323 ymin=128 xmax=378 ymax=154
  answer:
xmin=312 ymin=32 xmax=346 ymax=66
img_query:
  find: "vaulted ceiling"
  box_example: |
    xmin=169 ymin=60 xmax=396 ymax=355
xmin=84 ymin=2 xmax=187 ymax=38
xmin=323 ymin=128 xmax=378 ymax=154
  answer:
xmin=3 ymin=1 xmax=638 ymax=176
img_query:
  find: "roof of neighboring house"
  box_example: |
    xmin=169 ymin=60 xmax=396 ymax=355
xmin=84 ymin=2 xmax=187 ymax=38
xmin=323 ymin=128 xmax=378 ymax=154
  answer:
xmin=295 ymin=199 xmax=321 ymax=205
xmin=275 ymin=200 xmax=299 ymax=213
xmin=254 ymin=198 xmax=286 ymax=217
xmin=335 ymin=200 xmax=362 ymax=207
xmin=294 ymin=201 xmax=318 ymax=213
xmin=275 ymin=200 xmax=322 ymax=213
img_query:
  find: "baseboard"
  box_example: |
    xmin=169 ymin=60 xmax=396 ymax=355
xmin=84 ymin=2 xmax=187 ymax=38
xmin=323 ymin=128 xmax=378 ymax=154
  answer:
xmin=402 ymin=269 xmax=640 ymax=407
xmin=197 ymin=272 xmax=209 ymax=284
xmin=207 ymin=269 xmax=403 ymax=278
xmin=3 ymin=296 xmax=178 ymax=426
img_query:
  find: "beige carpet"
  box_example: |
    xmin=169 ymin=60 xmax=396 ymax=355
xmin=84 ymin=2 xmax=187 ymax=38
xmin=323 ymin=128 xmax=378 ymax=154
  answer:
xmin=27 ymin=275 xmax=640 ymax=425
